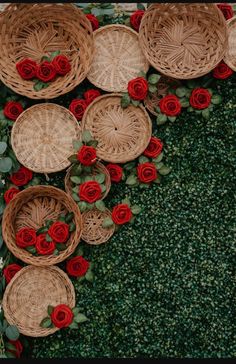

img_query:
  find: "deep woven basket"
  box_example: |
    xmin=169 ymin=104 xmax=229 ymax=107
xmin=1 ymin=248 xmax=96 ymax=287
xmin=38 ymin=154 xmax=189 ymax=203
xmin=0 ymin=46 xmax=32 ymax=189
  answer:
xmin=2 ymin=186 xmax=83 ymax=266
xmin=81 ymin=93 xmax=152 ymax=163
xmin=224 ymin=16 xmax=236 ymax=71
xmin=2 ymin=265 xmax=75 ymax=337
xmin=87 ymin=24 xmax=149 ymax=92
xmin=0 ymin=3 xmax=94 ymax=99
xmin=139 ymin=3 xmax=228 ymax=79
xmin=11 ymin=103 xmax=81 ymax=174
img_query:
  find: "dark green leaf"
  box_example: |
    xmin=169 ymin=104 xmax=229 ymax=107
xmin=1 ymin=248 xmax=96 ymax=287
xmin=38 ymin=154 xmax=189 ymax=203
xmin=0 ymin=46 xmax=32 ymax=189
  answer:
xmin=56 ymin=243 xmax=67 ymax=251
xmin=121 ymin=93 xmax=131 ymax=108
xmin=25 ymin=246 xmax=37 ymax=254
xmin=68 ymin=154 xmax=78 ymax=163
xmin=36 ymin=226 xmax=48 ymax=235
xmin=65 ymin=212 xmax=74 ymax=223
xmin=5 ymin=325 xmax=20 ymax=340
xmin=47 ymin=305 xmax=54 ymax=316
xmin=124 ymin=162 xmax=136 ymax=171
xmin=137 ymin=3 xmax=145 ymax=10
xmin=40 ymin=317 xmax=52 ymax=328
xmin=69 ymin=223 xmax=76 ymax=232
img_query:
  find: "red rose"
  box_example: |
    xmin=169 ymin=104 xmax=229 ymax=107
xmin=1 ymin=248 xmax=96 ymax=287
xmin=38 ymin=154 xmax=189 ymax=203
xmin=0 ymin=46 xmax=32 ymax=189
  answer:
xmin=66 ymin=256 xmax=90 ymax=277
xmin=4 ymin=187 xmax=20 ymax=204
xmin=16 ymin=58 xmax=37 ymax=80
xmin=159 ymin=95 xmax=181 ymax=116
xmin=9 ymin=166 xmax=33 ymax=186
xmin=52 ymin=55 xmax=71 ymax=76
xmin=111 ymin=204 xmax=133 ymax=225
xmin=7 ymin=340 xmax=23 ymax=358
xmin=137 ymin=162 xmax=157 ymax=183
xmin=3 ymin=101 xmax=24 ymax=121
xmin=50 ymin=304 xmax=74 ymax=329
xmin=84 ymin=89 xmax=101 ymax=105
xmin=130 ymin=10 xmax=145 ymax=32
xmin=128 ymin=77 xmax=148 ymax=101
xmin=106 ymin=164 xmax=123 ymax=183
xmin=190 ymin=88 xmax=212 ymax=110
xmin=69 ymin=99 xmax=87 ymax=121
xmin=48 ymin=221 xmax=69 ymax=244
xmin=35 ymin=234 xmax=56 ymax=255
xmin=217 ymin=3 xmax=233 ymax=20
xmin=77 ymin=145 xmax=96 ymax=166
xmin=213 ymin=61 xmax=234 ymax=79
xmin=16 ymin=227 xmax=37 ymax=248
xmin=36 ymin=61 xmax=56 ymax=82
xmin=79 ymin=181 xmax=102 ymax=203
xmin=3 ymin=264 xmax=22 ymax=284
xmin=143 ymin=137 xmax=163 ymax=158
xmin=86 ymin=14 xmax=99 ymax=31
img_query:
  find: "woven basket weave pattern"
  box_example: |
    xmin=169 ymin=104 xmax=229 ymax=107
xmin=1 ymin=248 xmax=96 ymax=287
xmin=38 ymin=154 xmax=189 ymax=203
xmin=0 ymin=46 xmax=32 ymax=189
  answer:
xmin=224 ymin=16 xmax=236 ymax=71
xmin=82 ymin=208 xmax=115 ymax=245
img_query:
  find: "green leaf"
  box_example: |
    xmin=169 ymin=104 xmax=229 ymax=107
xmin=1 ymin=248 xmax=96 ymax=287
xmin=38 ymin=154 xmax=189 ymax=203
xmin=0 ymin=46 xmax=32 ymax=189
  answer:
xmin=121 ymin=93 xmax=131 ymax=108
xmin=36 ymin=226 xmax=48 ymax=235
xmin=40 ymin=317 xmax=52 ymax=328
xmin=53 ymin=249 xmax=59 ymax=256
xmin=153 ymin=152 xmax=163 ymax=163
xmin=78 ymin=201 xmax=87 ymax=212
xmin=5 ymin=352 xmax=16 ymax=358
xmin=33 ymin=81 xmax=49 ymax=91
xmin=176 ymin=87 xmax=187 ymax=97
xmin=56 ymin=243 xmax=67 ymax=251
xmin=70 ymin=176 xmax=82 ymax=185
xmin=95 ymin=200 xmax=106 ymax=212
xmin=126 ymin=175 xmax=138 ymax=186
xmin=137 ymin=70 xmax=146 ymax=78
xmin=50 ymin=50 xmax=60 ymax=59
xmin=131 ymin=99 xmax=140 ymax=107
xmin=139 ymin=156 xmax=149 ymax=164
xmin=87 ymin=140 xmax=98 ymax=148
xmin=124 ymin=161 xmax=136 ymax=171
xmin=74 ymin=245 xmax=84 ymax=256
xmin=45 ymin=219 xmax=53 ymax=228
xmin=0 ymin=157 xmax=12 ymax=172
xmin=25 ymin=246 xmax=37 ymax=254
xmin=121 ymin=197 xmax=131 ymax=207
xmin=85 ymin=270 xmax=94 ymax=282
xmin=47 ymin=305 xmax=54 ymax=315
xmin=168 ymin=116 xmax=177 ymax=122
xmin=186 ymin=79 xmax=197 ymax=89
xmin=211 ymin=95 xmax=222 ymax=105
xmin=156 ymin=114 xmax=167 ymax=125
xmin=155 ymin=162 xmax=164 ymax=169
xmin=68 ymin=154 xmax=78 ymax=163
xmin=69 ymin=223 xmax=76 ymax=232
xmin=5 ymin=342 xmax=17 ymax=351
xmin=137 ymin=3 xmax=145 ymax=10
xmin=72 ymin=307 xmax=80 ymax=316
xmin=65 ymin=212 xmax=74 ymax=223
xmin=148 ymin=85 xmax=157 ymax=93
xmin=102 ymin=217 xmax=114 ymax=228
xmin=148 ymin=74 xmax=161 ymax=85
xmin=5 ymin=325 xmax=20 ymax=340
xmin=95 ymin=173 xmax=105 ymax=184
xmin=74 ymin=313 xmax=89 ymax=324
xmin=100 ymin=184 xmax=106 ymax=193
xmin=82 ymin=130 xmax=92 ymax=143
xmin=46 ymin=234 xmax=53 ymax=242
xmin=153 ymin=176 xmax=161 ymax=184
xmin=58 ymin=215 xmax=66 ymax=222
xmin=69 ymin=321 xmax=78 ymax=329
xmin=72 ymin=193 xmax=80 ymax=202
xmin=202 ymin=108 xmax=210 ymax=119
xmin=158 ymin=166 xmax=171 ymax=176
xmin=73 ymin=140 xmax=83 ymax=151
xmin=180 ymin=98 xmax=190 ymax=108
xmin=0 ymin=141 xmax=7 ymax=154
xmin=187 ymin=106 xmax=194 ymax=112
xmin=131 ymin=205 xmax=142 ymax=215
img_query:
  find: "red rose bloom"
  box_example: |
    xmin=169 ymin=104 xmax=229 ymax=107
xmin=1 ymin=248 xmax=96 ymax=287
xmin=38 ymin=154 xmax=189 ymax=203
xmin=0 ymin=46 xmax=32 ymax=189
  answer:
xmin=36 ymin=61 xmax=56 ymax=82
xmin=111 ymin=204 xmax=133 ymax=225
xmin=16 ymin=227 xmax=37 ymax=248
xmin=159 ymin=95 xmax=181 ymax=116
xmin=4 ymin=187 xmax=20 ymax=204
xmin=35 ymin=234 xmax=56 ymax=255
xmin=137 ymin=162 xmax=157 ymax=183
xmin=66 ymin=256 xmax=90 ymax=277
xmin=143 ymin=137 xmax=163 ymax=158
xmin=16 ymin=58 xmax=37 ymax=80
xmin=77 ymin=145 xmax=96 ymax=166
xmin=86 ymin=14 xmax=99 ymax=31
xmin=213 ymin=61 xmax=234 ymax=79
xmin=50 ymin=304 xmax=74 ymax=329
xmin=48 ymin=221 xmax=69 ymax=244
xmin=3 ymin=101 xmax=24 ymax=121
xmin=52 ymin=55 xmax=71 ymax=76
xmin=190 ymin=88 xmax=212 ymax=110
xmin=84 ymin=89 xmax=101 ymax=105
xmin=3 ymin=264 xmax=22 ymax=284
xmin=9 ymin=166 xmax=33 ymax=186
xmin=217 ymin=3 xmax=233 ymax=20
xmin=106 ymin=164 xmax=123 ymax=183
xmin=69 ymin=99 xmax=87 ymax=121
xmin=130 ymin=10 xmax=145 ymax=32
xmin=128 ymin=77 xmax=148 ymax=101
xmin=79 ymin=181 xmax=102 ymax=203
xmin=7 ymin=340 xmax=23 ymax=358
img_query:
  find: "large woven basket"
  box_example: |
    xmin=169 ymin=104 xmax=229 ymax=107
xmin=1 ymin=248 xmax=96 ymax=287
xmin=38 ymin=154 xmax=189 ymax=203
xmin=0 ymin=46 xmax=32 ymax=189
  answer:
xmin=139 ymin=3 xmax=228 ymax=79
xmin=2 ymin=265 xmax=75 ymax=337
xmin=2 ymin=186 xmax=82 ymax=266
xmin=0 ymin=3 xmax=94 ymax=99
xmin=81 ymin=93 xmax=152 ymax=163
xmin=224 ymin=16 xmax=236 ymax=71
xmin=87 ymin=24 xmax=149 ymax=92
xmin=11 ymin=103 xmax=81 ymax=174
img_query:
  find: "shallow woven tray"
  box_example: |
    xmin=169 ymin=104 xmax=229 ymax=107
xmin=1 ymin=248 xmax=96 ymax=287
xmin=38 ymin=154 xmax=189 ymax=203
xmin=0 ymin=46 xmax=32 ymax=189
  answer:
xmin=224 ymin=16 xmax=236 ymax=71
xmin=87 ymin=24 xmax=149 ymax=92
xmin=2 ymin=265 xmax=75 ymax=337
xmin=139 ymin=3 xmax=228 ymax=79
xmin=2 ymin=186 xmax=82 ymax=266
xmin=0 ymin=3 xmax=94 ymax=99
xmin=11 ymin=103 xmax=81 ymax=174
xmin=81 ymin=93 xmax=152 ymax=163
xmin=81 ymin=208 xmax=115 ymax=245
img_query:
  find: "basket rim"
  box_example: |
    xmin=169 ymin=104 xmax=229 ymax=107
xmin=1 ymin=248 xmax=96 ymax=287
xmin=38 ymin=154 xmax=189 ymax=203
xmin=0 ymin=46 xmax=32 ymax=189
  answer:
xmin=224 ymin=15 xmax=236 ymax=71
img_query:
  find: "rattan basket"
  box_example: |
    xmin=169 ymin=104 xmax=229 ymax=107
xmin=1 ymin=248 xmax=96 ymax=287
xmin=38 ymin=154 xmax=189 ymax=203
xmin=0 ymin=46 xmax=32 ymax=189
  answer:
xmin=2 ymin=186 xmax=82 ymax=266
xmin=87 ymin=24 xmax=149 ymax=92
xmin=2 ymin=265 xmax=75 ymax=337
xmin=81 ymin=93 xmax=152 ymax=163
xmin=139 ymin=3 xmax=228 ymax=79
xmin=224 ymin=16 xmax=236 ymax=71
xmin=11 ymin=103 xmax=81 ymax=174
xmin=0 ymin=3 xmax=94 ymax=99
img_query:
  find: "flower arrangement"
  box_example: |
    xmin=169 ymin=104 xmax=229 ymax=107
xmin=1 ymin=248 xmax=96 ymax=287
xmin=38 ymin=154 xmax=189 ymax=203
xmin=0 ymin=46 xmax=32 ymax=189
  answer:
xmin=102 ymin=197 xmax=141 ymax=228
xmin=69 ymin=89 xmax=101 ymax=121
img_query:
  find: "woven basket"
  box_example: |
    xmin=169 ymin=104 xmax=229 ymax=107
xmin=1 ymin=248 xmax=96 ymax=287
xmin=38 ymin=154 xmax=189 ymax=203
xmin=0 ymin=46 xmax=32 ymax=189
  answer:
xmin=81 ymin=93 xmax=152 ymax=163
xmin=2 ymin=186 xmax=82 ymax=266
xmin=11 ymin=103 xmax=81 ymax=174
xmin=2 ymin=265 xmax=75 ymax=337
xmin=0 ymin=3 xmax=94 ymax=99
xmin=87 ymin=24 xmax=149 ymax=92
xmin=81 ymin=208 xmax=115 ymax=245
xmin=65 ymin=161 xmax=111 ymax=201
xmin=139 ymin=3 xmax=228 ymax=79
xmin=224 ymin=16 xmax=236 ymax=71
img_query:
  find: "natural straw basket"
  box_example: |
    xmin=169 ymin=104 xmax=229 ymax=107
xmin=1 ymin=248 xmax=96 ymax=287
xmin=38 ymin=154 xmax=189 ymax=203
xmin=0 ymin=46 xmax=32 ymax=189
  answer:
xmin=11 ymin=103 xmax=81 ymax=174
xmin=2 ymin=186 xmax=83 ymax=266
xmin=65 ymin=161 xmax=111 ymax=201
xmin=87 ymin=24 xmax=149 ymax=92
xmin=139 ymin=3 xmax=228 ymax=79
xmin=2 ymin=265 xmax=75 ymax=337
xmin=0 ymin=3 xmax=94 ymax=99
xmin=81 ymin=208 xmax=115 ymax=245
xmin=224 ymin=16 xmax=236 ymax=71
xmin=81 ymin=93 xmax=152 ymax=163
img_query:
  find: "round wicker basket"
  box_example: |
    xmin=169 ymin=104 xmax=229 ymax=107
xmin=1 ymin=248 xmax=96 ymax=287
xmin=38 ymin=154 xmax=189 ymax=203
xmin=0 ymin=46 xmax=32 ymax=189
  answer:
xmin=81 ymin=93 xmax=152 ymax=163
xmin=2 ymin=265 xmax=75 ymax=337
xmin=2 ymin=186 xmax=83 ymax=266
xmin=139 ymin=3 xmax=228 ymax=79
xmin=0 ymin=3 xmax=94 ymax=99
xmin=11 ymin=103 xmax=81 ymax=174
xmin=81 ymin=208 xmax=115 ymax=245
xmin=87 ymin=24 xmax=149 ymax=92
xmin=224 ymin=16 xmax=236 ymax=71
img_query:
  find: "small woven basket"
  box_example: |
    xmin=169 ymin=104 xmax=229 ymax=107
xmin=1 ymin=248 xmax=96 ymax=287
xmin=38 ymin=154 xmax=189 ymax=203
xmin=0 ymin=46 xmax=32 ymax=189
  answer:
xmin=11 ymin=103 xmax=81 ymax=174
xmin=224 ymin=16 xmax=236 ymax=71
xmin=2 ymin=186 xmax=83 ymax=266
xmin=139 ymin=3 xmax=228 ymax=79
xmin=0 ymin=3 xmax=94 ymax=99
xmin=81 ymin=93 xmax=152 ymax=163
xmin=87 ymin=24 xmax=149 ymax=92
xmin=2 ymin=265 xmax=75 ymax=337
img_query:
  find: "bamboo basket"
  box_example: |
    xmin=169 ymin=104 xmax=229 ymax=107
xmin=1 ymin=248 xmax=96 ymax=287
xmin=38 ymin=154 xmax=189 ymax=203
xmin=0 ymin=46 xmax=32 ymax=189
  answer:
xmin=224 ymin=16 xmax=236 ymax=71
